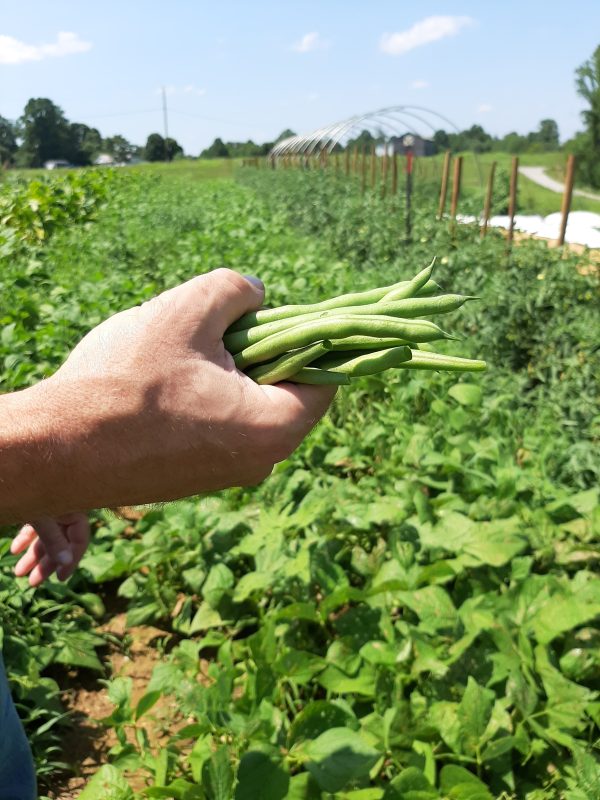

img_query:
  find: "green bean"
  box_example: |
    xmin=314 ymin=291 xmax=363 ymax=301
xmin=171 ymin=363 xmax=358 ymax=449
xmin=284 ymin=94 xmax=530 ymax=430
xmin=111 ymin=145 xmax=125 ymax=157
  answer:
xmin=224 ymin=294 xmax=471 ymax=353
xmin=397 ymin=350 xmax=486 ymax=371
xmin=245 ymin=340 xmax=332 ymax=385
xmin=226 ymin=275 xmax=442 ymax=333
xmin=288 ymin=368 xmax=351 ymax=385
xmin=328 ymin=335 xmax=410 ymax=351
xmin=233 ymin=315 xmax=454 ymax=370
xmin=312 ymin=346 xmax=412 ymax=376
xmin=380 ymin=259 xmax=436 ymax=303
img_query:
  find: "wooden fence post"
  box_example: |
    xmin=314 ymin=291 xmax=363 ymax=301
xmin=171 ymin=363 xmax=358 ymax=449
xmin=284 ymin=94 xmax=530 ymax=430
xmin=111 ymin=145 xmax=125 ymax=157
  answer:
xmin=450 ymin=155 xmax=463 ymax=221
xmin=344 ymin=148 xmax=350 ymax=176
xmin=392 ymin=151 xmax=398 ymax=196
xmin=381 ymin=144 xmax=388 ymax=199
xmin=438 ymin=151 xmax=451 ymax=219
xmin=558 ymin=154 xmax=576 ymax=247
xmin=361 ymin=145 xmax=367 ymax=193
xmin=507 ymin=156 xmax=519 ymax=248
xmin=481 ymin=161 xmax=497 ymax=237
xmin=370 ymin=145 xmax=376 ymax=190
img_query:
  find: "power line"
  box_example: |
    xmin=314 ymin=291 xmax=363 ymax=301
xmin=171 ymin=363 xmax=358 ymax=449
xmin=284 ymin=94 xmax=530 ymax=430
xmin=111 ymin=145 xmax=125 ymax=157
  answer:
xmin=80 ymin=109 xmax=161 ymax=119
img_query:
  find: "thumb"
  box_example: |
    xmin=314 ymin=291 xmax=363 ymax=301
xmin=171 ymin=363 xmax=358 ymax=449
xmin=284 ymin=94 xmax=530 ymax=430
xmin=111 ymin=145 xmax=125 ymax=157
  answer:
xmin=29 ymin=517 xmax=73 ymax=568
xmin=199 ymin=268 xmax=265 ymax=333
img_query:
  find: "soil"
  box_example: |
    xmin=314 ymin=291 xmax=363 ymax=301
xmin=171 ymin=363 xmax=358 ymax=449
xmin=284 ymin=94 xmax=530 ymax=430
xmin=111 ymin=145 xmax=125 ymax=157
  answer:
xmin=40 ymin=614 xmax=180 ymax=799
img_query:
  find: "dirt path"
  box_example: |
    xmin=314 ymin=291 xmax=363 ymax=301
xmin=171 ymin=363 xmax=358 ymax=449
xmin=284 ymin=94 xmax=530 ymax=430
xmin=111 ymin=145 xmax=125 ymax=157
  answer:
xmin=519 ymin=165 xmax=600 ymax=201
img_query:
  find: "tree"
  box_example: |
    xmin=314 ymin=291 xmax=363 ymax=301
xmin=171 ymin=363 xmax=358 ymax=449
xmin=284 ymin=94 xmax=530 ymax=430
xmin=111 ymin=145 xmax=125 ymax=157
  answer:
xmin=496 ymin=131 xmax=528 ymax=154
xmin=200 ymin=137 xmax=229 ymax=158
xmin=104 ymin=135 xmax=139 ymax=163
xmin=536 ymin=119 xmax=560 ymax=150
xmin=275 ymin=129 xmax=296 ymax=142
xmin=574 ymin=45 xmax=600 ymax=187
xmin=164 ymin=137 xmax=183 ymax=161
xmin=433 ymin=129 xmax=450 ymax=151
xmin=0 ymin=116 xmax=17 ymax=165
xmin=17 ymin=98 xmax=72 ymax=167
xmin=461 ymin=125 xmax=493 ymax=153
xmin=67 ymin=123 xmax=102 ymax=165
xmin=145 ymin=133 xmax=166 ymax=161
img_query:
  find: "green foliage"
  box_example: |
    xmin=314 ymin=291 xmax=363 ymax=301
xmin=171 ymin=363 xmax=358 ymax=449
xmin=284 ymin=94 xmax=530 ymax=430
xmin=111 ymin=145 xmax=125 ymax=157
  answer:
xmin=0 ymin=164 xmax=598 ymax=798
xmin=574 ymin=44 xmax=600 ymax=188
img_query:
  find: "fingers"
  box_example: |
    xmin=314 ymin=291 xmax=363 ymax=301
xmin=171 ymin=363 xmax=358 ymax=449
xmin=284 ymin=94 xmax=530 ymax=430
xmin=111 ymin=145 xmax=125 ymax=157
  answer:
xmin=10 ymin=523 xmax=37 ymax=555
xmin=56 ymin=516 xmax=90 ymax=581
xmin=12 ymin=514 xmax=90 ymax=587
xmin=261 ymin=383 xmax=337 ymax=459
xmin=27 ymin=517 xmax=74 ymax=572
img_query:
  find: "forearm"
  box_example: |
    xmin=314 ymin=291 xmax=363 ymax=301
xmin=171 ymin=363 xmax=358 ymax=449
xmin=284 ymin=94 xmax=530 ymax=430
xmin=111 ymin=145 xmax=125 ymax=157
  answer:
xmin=0 ymin=378 xmax=131 ymax=523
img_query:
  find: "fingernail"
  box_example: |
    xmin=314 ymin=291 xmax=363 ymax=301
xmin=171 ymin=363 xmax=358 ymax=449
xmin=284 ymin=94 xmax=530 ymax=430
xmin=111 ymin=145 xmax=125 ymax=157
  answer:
xmin=243 ymin=275 xmax=264 ymax=292
xmin=57 ymin=550 xmax=73 ymax=566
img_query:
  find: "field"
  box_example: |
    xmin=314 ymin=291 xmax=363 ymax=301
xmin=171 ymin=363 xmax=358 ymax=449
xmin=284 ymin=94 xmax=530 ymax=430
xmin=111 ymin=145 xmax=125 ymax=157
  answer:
xmin=0 ymin=162 xmax=599 ymax=800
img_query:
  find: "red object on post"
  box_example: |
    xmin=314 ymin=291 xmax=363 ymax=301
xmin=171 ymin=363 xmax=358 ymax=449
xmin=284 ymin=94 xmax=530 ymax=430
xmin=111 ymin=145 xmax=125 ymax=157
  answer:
xmin=406 ymin=151 xmax=414 ymax=175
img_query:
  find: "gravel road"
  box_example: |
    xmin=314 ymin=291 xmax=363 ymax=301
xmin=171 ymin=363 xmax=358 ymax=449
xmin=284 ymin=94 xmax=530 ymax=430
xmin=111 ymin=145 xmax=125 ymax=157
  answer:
xmin=519 ymin=166 xmax=600 ymax=201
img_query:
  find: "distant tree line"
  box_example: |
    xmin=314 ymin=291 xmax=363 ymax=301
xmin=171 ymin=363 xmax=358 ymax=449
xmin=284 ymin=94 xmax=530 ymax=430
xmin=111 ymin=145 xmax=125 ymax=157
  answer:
xmin=200 ymin=129 xmax=296 ymax=159
xmin=0 ymin=98 xmax=184 ymax=168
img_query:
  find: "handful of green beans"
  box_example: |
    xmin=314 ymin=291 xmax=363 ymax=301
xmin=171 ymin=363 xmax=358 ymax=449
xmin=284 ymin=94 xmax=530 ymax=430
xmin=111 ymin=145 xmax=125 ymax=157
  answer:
xmin=225 ymin=260 xmax=486 ymax=386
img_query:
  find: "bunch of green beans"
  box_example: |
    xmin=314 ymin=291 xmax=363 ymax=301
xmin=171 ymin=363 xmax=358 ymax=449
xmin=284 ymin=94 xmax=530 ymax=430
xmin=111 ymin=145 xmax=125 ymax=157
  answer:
xmin=225 ymin=260 xmax=486 ymax=385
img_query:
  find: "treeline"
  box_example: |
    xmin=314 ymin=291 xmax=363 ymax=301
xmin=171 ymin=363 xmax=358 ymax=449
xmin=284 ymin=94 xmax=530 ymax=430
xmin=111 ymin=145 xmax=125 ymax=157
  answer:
xmin=199 ymin=119 xmax=562 ymax=162
xmin=0 ymin=98 xmax=183 ymax=168
xmin=200 ymin=129 xmax=296 ymax=159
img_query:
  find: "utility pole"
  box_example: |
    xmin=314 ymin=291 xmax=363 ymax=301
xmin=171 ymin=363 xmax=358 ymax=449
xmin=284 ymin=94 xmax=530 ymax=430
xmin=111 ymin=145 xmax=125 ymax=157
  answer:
xmin=162 ymin=86 xmax=170 ymax=161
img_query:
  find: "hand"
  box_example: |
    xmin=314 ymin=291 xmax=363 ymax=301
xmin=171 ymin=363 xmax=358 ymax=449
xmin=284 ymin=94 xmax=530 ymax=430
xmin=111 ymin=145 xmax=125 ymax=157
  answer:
xmin=11 ymin=514 xmax=90 ymax=587
xmin=1 ymin=269 xmax=336 ymax=521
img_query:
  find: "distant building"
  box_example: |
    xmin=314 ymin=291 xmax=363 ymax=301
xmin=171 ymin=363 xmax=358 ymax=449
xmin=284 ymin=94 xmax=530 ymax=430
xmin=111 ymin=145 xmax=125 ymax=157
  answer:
xmin=377 ymin=135 xmax=435 ymax=157
xmin=94 ymin=153 xmax=116 ymax=166
xmin=44 ymin=159 xmax=72 ymax=170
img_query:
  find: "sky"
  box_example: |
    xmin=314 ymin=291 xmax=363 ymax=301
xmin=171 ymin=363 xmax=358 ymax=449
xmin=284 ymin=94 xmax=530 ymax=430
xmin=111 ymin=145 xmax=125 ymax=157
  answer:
xmin=1 ymin=1 xmax=598 ymax=155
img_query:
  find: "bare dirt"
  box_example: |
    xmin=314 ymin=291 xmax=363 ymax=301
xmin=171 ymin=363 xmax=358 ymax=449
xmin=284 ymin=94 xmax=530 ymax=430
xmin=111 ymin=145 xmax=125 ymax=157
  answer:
xmin=41 ymin=615 xmax=180 ymax=799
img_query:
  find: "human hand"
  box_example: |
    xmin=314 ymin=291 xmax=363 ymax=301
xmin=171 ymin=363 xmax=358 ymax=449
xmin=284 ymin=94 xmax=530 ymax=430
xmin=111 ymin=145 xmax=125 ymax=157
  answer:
xmin=11 ymin=514 xmax=90 ymax=587
xmin=8 ymin=269 xmax=335 ymax=520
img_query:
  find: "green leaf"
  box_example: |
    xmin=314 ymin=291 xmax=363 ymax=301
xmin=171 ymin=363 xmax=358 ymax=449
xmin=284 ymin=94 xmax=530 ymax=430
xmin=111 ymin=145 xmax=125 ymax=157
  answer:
xmin=234 ymin=749 xmax=289 ymax=800
xmin=190 ymin=735 xmax=213 ymax=784
xmin=233 ymin=571 xmax=271 ymax=603
xmin=527 ymin=591 xmax=600 ymax=644
xmin=283 ymin=772 xmax=321 ymax=799
xmin=301 ymin=727 xmax=381 ymax=793
xmin=457 ymin=677 xmax=495 ymax=756
xmin=439 ymin=766 xmax=493 ymax=800
xmin=447 ymin=384 xmax=482 ymax=407
xmin=203 ymin=746 xmax=234 ymax=800
xmin=288 ymin=701 xmax=357 ymax=746
xmin=203 ymin=563 xmax=234 ymax=608
xmin=135 ymin=690 xmax=162 ymax=721
xmin=383 ymin=767 xmax=438 ymax=798
xmin=77 ymin=765 xmax=133 ymax=800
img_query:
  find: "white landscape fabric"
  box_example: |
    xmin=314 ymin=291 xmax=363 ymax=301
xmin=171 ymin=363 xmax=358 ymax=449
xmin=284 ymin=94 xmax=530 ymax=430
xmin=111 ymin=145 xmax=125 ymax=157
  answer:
xmin=458 ymin=211 xmax=600 ymax=248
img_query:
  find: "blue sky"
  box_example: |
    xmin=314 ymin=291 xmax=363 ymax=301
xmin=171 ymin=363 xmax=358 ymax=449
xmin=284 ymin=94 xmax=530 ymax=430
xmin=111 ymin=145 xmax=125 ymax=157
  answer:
xmin=1 ymin=1 xmax=598 ymax=154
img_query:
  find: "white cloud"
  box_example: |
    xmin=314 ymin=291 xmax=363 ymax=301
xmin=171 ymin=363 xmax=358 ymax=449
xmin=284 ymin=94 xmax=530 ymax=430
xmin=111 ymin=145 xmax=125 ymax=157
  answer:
xmin=0 ymin=31 xmax=92 ymax=65
xmin=292 ymin=32 xmax=328 ymax=53
xmin=160 ymin=85 xmax=207 ymax=97
xmin=411 ymin=79 xmax=429 ymax=89
xmin=380 ymin=16 xmax=474 ymax=56
xmin=478 ymin=103 xmax=493 ymax=113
